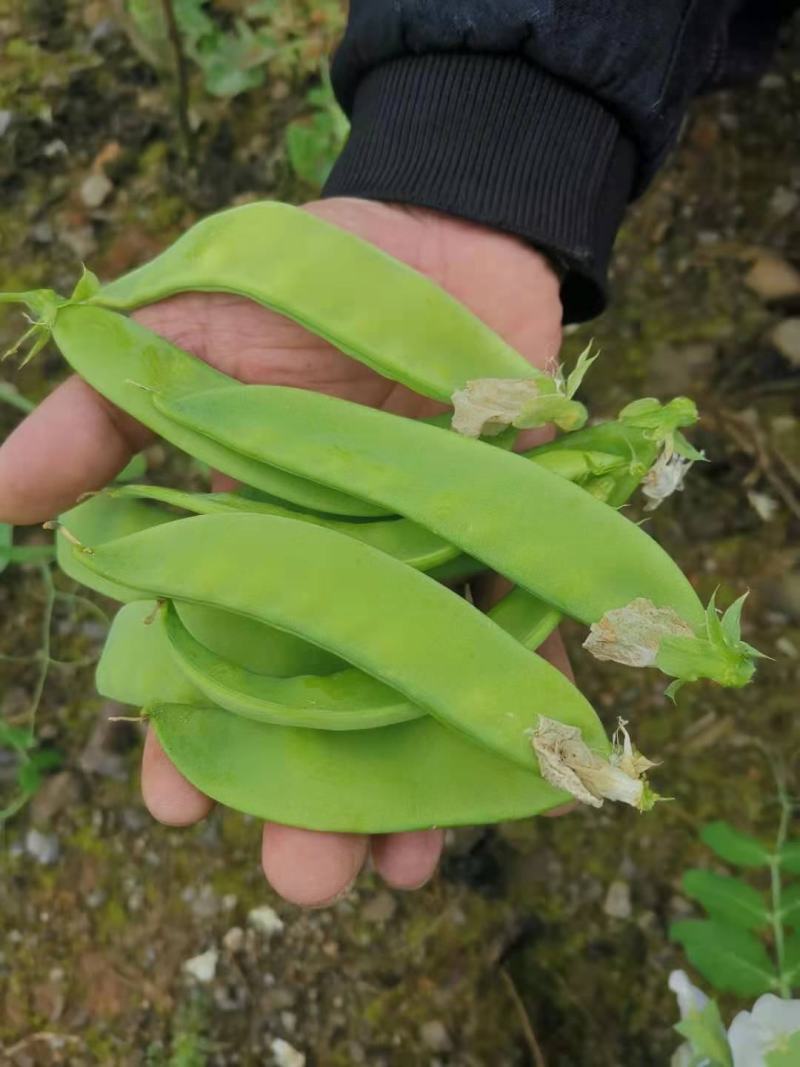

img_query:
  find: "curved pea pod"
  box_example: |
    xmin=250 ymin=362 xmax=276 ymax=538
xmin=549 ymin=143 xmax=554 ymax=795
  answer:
xmin=87 ymin=201 xmax=553 ymax=405
xmin=162 ymin=601 xmax=418 ymax=729
xmin=155 ymin=384 xmax=706 ymax=631
xmin=150 ymin=703 xmax=570 ymax=832
xmin=57 ymin=493 xmax=345 ymax=676
xmin=157 ymin=386 xmax=762 ymax=689
xmin=56 ymin=493 xmax=175 ymax=601
xmin=97 ymin=601 xmax=204 ymax=706
xmin=97 ymin=585 xmax=566 ymax=730
xmin=49 ymin=304 xmax=386 ymax=518
xmin=108 ymin=484 xmax=469 ymax=574
xmin=69 ymin=512 xmax=608 ymax=771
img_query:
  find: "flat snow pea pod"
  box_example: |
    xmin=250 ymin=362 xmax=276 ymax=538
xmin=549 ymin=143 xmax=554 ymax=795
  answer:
xmin=156 ymin=585 xmax=566 ymax=729
xmin=109 ymin=484 xmax=466 ymax=573
xmin=50 ymin=304 xmax=387 ymax=518
xmin=150 ymin=702 xmax=570 ymax=832
xmin=97 ymin=601 xmax=204 ymax=706
xmin=161 ymin=602 xmax=416 ymax=729
xmin=56 ymin=493 xmax=175 ymax=601
xmin=72 ymin=513 xmax=609 ymax=770
xmin=172 ymin=602 xmax=345 ymax=678
xmin=89 ymin=201 xmax=550 ymax=402
xmin=155 ymin=385 xmax=706 ymax=630
xmin=59 ymin=494 xmax=345 ymax=676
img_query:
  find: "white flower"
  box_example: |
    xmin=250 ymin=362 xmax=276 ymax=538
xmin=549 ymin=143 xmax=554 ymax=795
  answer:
xmin=669 ymin=969 xmax=710 ymax=1020
xmin=727 ymin=994 xmax=800 ymax=1067
xmin=642 ymin=450 xmax=693 ymax=511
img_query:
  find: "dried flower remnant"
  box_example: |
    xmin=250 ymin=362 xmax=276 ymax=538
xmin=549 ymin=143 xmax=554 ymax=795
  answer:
xmin=583 ymin=598 xmax=694 ymax=668
xmin=451 ymin=377 xmax=543 ymax=437
xmin=530 ymin=716 xmax=658 ymax=811
xmin=584 ymin=594 xmax=763 ymax=698
xmin=451 ymin=343 xmax=597 ymax=437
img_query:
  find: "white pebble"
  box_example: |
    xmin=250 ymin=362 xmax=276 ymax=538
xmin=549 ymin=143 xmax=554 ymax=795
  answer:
xmin=271 ymin=1037 xmax=305 ymax=1067
xmin=182 ymin=948 xmax=218 ymax=984
xmin=248 ymin=904 xmax=285 ymax=937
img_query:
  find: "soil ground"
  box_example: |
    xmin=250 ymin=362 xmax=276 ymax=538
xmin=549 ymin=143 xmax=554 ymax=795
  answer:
xmin=1 ymin=5 xmax=799 ymax=1065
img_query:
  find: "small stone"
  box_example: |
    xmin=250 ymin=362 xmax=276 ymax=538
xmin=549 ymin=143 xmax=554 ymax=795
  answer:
xmin=183 ymin=948 xmax=218 ymax=984
xmin=25 ymin=828 xmax=60 ymax=865
xmin=60 ymin=225 xmax=97 ymax=261
xmin=646 ymin=342 xmax=715 ymax=395
xmin=30 ymin=770 xmax=81 ymax=827
xmin=0 ymin=110 xmax=11 ymax=136
xmin=361 ymin=890 xmax=397 ymax=923
xmin=776 ymin=636 xmax=798 ymax=659
xmin=603 ymin=879 xmax=632 ymax=920
xmin=745 ymin=253 xmax=800 ymax=302
xmin=280 ymin=1010 xmax=297 ymax=1033
xmin=43 ymin=138 xmax=67 ymax=158
xmin=760 ymin=72 xmax=786 ymax=90
xmin=769 ymin=187 xmax=799 ymax=219
xmin=419 ymin=1021 xmax=452 ymax=1053
xmin=770 ymin=319 xmax=800 ymax=366
xmin=271 ymin=1037 xmax=305 ymax=1067
xmin=31 ymin=221 xmax=54 ymax=243
xmin=223 ymin=926 xmax=245 ymax=953
xmin=80 ymin=172 xmax=113 ymax=209
xmin=248 ymin=904 xmax=284 ymax=937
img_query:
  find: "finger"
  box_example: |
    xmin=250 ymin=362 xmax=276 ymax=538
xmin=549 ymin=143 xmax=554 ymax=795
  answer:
xmin=0 ymin=375 xmax=150 ymax=524
xmin=140 ymin=727 xmax=214 ymax=826
xmin=370 ymin=829 xmax=444 ymax=890
xmin=261 ymin=823 xmax=368 ymax=908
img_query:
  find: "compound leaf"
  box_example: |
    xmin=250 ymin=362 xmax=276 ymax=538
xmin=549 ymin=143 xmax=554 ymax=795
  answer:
xmin=683 ymin=869 xmax=768 ymax=931
xmin=670 ymin=919 xmax=776 ymax=997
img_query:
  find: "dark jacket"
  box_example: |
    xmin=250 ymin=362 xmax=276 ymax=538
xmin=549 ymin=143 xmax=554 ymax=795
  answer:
xmin=323 ymin=1 xmax=796 ymax=321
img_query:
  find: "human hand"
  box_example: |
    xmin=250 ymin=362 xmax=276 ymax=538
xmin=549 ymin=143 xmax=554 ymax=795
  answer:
xmin=0 ymin=197 xmax=566 ymax=906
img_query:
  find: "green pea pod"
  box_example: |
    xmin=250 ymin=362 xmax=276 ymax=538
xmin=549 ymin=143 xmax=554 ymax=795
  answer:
xmin=107 ymin=484 xmax=464 ymax=573
xmin=50 ymin=304 xmax=387 ymax=518
xmin=88 ymin=201 xmax=553 ymax=404
xmin=96 ymin=601 xmax=204 ymax=706
xmin=154 ymin=384 xmax=706 ymax=631
xmin=58 ymin=493 xmax=344 ymax=676
xmin=100 ymin=579 xmax=565 ymax=730
xmin=150 ymin=703 xmax=569 ymax=832
xmin=70 ymin=512 xmax=608 ymax=771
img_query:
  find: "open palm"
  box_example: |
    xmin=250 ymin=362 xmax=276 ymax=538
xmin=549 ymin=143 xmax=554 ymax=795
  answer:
xmin=0 ymin=197 xmax=565 ymax=906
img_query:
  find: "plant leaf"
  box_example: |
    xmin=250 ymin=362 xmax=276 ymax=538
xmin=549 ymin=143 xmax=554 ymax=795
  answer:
xmin=17 ymin=760 xmax=42 ymax=796
xmin=780 ymin=842 xmax=800 ymax=875
xmin=781 ymin=884 xmax=800 ymax=929
xmin=674 ymin=999 xmax=732 ymax=1067
xmin=564 ymin=343 xmax=598 ymax=399
xmin=682 ymin=869 xmax=769 ymax=930
xmin=765 ymin=1031 xmax=800 ymax=1067
xmin=670 ymin=919 xmax=777 ymax=996
xmin=784 ymin=930 xmax=800 ymax=987
xmin=720 ymin=593 xmax=749 ymax=645
xmin=700 ymin=821 xmax=772 ymax=868
xmin=0 ymin=523 xmax=11 ymax=576
xmin=0 ymin=721 xmax=36 ymax=751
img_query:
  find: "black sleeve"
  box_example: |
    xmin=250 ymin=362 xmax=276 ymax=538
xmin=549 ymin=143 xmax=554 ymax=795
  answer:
xmin=322 ymin=1 xmax=795 ymax=322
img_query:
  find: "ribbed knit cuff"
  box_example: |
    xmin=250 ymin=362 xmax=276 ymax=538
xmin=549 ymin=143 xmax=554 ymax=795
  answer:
xmin=323 ymin=54 xmax=637 ymax=322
